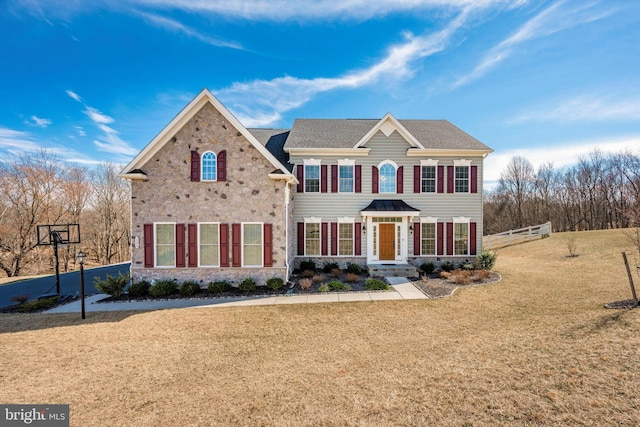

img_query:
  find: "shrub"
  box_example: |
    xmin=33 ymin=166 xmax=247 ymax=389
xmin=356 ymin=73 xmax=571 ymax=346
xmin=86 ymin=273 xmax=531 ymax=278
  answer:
xmin=266 ymin=277 xmax=284 ymax=292
xmin=476 ymin=250 xmax=497 ymax=270
xmin=312 ymin=274 xmax=325 ymax=284
xmin=328 ymin=280 xmax=345 ymax=291
xmin=451 ymin=270 xmax=472 ymax=285
xmin=420 ymin=262 xmax=436 ymax=274
xmin=299 ymin=259 xmax=316 ymax=272
xmin=322 ymin=262 xmax=339 ymax=273
xmin=318 ymin=284 xmax=330 ymax=293
xmin=330 ymin=268 xmax=343 ymax=278
xmin=441 ymin=262 xmax=455 ymax=272
xmin=301 ymin=269 xmax=315 ymax=278
xmin=343 ymin=284 xmax=352 ymax=291
xmin=10 ymin=294 xmax=29 ymax=304
xmin=94 ymin=273 xmax=129 ymax=298
xmin=567 ymin=237 xmax=578 ymax=257
xmin=208 ymin=280 xmax=232 ymax=295
xmin=14 ymin=296 xmax=59 ymax=313
xmin=473 ymin=269 xmax=492 ymax=282
xmin=298 ymin=278 xmax=312 ymax=291
xmin=127 ymin=281 xmax=150 ymax=298
xmin=365 ymin=278 xmax=390 ymax=290
xmin=461 ymin=263 xmax=475 ymax=271
xmin=238 ymin=278 xmax=257 ymax=293
xmin=149 ymin=279 xmax=178 ymax=298
xmin=439 ymin=271 xmax=452 ymax=279
xmin=345 ymin=273 xmax=360 ymax=283
xmin=180 ymin=280 xmax=201 ymax=297
xmin=346 ymin=263 xmax=363 ymax=275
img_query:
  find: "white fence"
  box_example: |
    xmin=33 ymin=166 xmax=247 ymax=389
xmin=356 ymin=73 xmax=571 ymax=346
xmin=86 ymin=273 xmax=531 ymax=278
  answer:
xmin=483 ymin=222 xmax=552 ymax=250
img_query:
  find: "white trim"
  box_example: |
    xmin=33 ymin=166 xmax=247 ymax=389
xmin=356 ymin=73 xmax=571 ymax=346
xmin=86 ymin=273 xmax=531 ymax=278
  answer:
xmin=452 ymin=216 xmax=471 ymax=223
xmin=420 ymin=159 xmax=439 ymax=166
xmin=454 ymin=159 xmax=472 ymax=167
xmin=154 ymin=222 xmax=176 ymax=268
xmin=337 ymin=158 xmax=355 ymax=166
xmin=337 ymin=163 xmax=355 ymax=194
xmin=406 ymin=149 xmax=492 ymax=157
xmin=337 ymin=217 xmax=355 ymax=223
xmin=287 ymin=148 xmax=370 ymax=156
xmin=353 ymin=113 xmax=424 ymax=149
xmin=420 ymin=216 xmax=438 ymax=223
xmin=303 ymin=158 xmax=321 ymax=166
xmin=452 ymin=221 xmax=471 ymax=256
xmin=303 ymin=221 xmax=322 ymax=257
xmin=303 ymin=217 xmax=322 ymax=223
xmin=198 ymin=222 xmax=220 ymax=267
xmin=241 ymin=222 xmax=263 ymax=268
xmin=377 ymin=159 xmax=399 ymax=169
xmin=365 ymin=216 xmax=410 ymax=264
xmin=201 ymin=151 xmax=218 ymax=182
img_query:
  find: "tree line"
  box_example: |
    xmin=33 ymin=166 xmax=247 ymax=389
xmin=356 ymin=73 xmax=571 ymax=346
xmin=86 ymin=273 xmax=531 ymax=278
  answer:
xmin=0 ymin=151 xmax=130 ymax=277
xmin=484 ymin=150 xmax=640 ymax=235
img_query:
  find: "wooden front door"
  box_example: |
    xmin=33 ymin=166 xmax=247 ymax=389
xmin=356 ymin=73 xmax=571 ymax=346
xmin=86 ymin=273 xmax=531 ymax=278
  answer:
xmin=379 ymin=224 xmax=395 ymax=261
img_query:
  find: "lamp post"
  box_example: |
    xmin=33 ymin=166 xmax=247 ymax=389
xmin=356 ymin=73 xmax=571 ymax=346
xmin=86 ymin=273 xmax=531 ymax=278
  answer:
xmin=76 ymin=251 xmax=87 ymax=319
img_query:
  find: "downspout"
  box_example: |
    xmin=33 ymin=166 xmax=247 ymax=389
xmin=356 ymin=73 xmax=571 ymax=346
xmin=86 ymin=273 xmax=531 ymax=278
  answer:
xmin=284 ymin=180 xmax=292 ymax=280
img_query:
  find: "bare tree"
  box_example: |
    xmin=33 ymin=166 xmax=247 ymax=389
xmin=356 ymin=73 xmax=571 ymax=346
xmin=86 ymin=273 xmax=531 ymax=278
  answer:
xmin=497 ymin=156 xmax=535 ymax=229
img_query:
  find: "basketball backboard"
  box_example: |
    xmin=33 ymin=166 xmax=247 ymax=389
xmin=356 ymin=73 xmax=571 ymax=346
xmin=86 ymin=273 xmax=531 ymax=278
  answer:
xmin=36 ymin=224 xmax=81 ymax=246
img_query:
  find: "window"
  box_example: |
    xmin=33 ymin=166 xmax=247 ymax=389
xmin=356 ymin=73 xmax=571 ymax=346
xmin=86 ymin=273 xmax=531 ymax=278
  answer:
xmin=305 ymin=223 xmax=321 ymax=255
xmin=454 ymin=223 xmax=469 ymax=255
xmin=379 ymin=163 xmax=396 ymax=193
xmin=338 ymin=223 xmax=353 ymax=255
xmin=202 ymin=151 xmax=217 ymax=181
xmin=199 ymin=223 xmax=219 ymax=266
xmin=243 ymin=223 xmax=263 ymax=266
xmin=421 ymin=223 xmax=436 ymax=255
xmin=455 ymin=166 xmax=469 ymax=193
xmin=155 ymin=223 xmax=175 ymax=267
xmin=422 ymin=166 xmax=436 ymax=193
xmin=339 ymin=165 xmax=354 ymax=193
xmin=305 ymin=165 xmax=320 ymax=193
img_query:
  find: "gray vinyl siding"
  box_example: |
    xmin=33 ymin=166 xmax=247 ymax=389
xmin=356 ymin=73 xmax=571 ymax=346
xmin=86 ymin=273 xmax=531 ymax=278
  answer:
xmin=290 ymin=130 xmax=485 ymax=258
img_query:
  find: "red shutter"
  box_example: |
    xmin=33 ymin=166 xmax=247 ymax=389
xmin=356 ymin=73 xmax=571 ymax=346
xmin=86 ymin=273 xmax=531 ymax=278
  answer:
xmin=437 ymin=165 xmax=444 ymax=193
xmin=437 ymin=223 xmax=444 ymax=255
xmin=354 ymin=223 xmax=362 ymax=256
xmin=446 ymin=222 xmax=454 ymax=256
xmin=321 ymin=165 xmax=328 ymax=193
xmin=413 ymin=222 xmax=421 ymax=256
xmin=321 ymin=222 xmax=328 ymax=256
xmin=144 ymin=224 xmax=154 ymax=268
xmin=218 ymin=150 xmax=227 ymax=181
xmin=414 ymin=165 xmax=421 ymax=193
xmin=447 ymin=166 xmax=454 ymax=193
xmin=470 ymin=222 xmax=477 ymax=256
xmin=188 ymin=224 xmax=198 ymax=267
xmin=471 ymin=165 xmax=478 ymax=194
xmin=263 ymin=224 xmax=273 ymax=267
xmin=190 ymin=151 xmax=200 ymax=182
xmin=372 ymin=166 xmax=379 ymax=193
xmin=232 ymin=224 xmax=241 ymax=267
xmin=331 ymin=222 xmax=338 ymax=256
xmin=331 ymin=165 xmax=338 ymax=193
xmin=397 ymin=166 xmax=403 ymax=194
xmin=176 ymin=224 xmax=185 ymax=268
xmin=297 ymin=222 xmax=305 ymax=256
xmin=220 ymin=224 xmax=229 ymax=267
xmin=296 ymin=165 xmax=304 ymax=193
xmin=355 ymin=165 xmax=362 ymax=193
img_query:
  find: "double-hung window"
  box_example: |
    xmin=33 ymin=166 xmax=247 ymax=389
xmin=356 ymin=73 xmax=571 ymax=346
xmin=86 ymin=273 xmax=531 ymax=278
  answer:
xmin=305 ymin=222 xmax=321 ymax=255
xmin=421 ymin=222 xmax=436 ymax=255
xmin=338 ymin=223 xmax=353 ymax=256
xmin=155 ymin=223 xmax=175 ymax=267
xmin=454 ymin=223 xmax=469 ymax=255
xmin=422 ymin=166 xmax=436 ymax=193
xmin=339 ymin=165 xmax=354 ymax=192
xmin=199 ymin=223 xmax=219 ymax=267
xmin=453 ymin=160 xmax=471 ymax=193
xmin=242 ymin=223 xmax=263 ymax=267
xmin=305 ymin=164 xmax=320 ymax=193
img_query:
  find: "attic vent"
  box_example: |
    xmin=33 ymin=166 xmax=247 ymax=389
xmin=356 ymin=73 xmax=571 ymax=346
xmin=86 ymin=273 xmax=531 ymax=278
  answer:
xmin=380 ymin=120 xmax=396 ymax=137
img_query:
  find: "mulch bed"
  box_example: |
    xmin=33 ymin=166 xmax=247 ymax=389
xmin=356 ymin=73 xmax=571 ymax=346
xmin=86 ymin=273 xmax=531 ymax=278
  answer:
xmin=412 ymin=272 xmax=502 ymax=298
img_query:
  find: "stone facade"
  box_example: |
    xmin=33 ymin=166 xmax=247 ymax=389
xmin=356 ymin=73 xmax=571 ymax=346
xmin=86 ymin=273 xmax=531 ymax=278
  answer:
xmin=130 ymin=103 xmax=291 ymax=285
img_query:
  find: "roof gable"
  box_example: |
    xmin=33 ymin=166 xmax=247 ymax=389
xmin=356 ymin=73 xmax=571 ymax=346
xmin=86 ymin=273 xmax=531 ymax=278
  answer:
xmin=120 ymin=89 xmax=292 ymax=177
xmin=353 ymin=113 xmax=424 ymax=149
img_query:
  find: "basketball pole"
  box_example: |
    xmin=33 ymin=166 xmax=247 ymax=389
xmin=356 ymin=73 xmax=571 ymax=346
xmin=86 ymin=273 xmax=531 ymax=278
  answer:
xmin=52 ymin=231 xmax=62 ymax=296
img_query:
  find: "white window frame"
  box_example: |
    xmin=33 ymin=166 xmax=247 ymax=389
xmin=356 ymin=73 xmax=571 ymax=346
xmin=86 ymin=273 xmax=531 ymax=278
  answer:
xmin=198 ymin=222 xmax=220 ymax=267
xmin=304 ymin=159 xmax=321 ymax=193
xmin=453 ymin=217 xmax=470 ymax=256
xmin=304 ymin=217 xmax=322 ymax=256
xmin=420 ymin=217 xmax=438 ymax=255
xmin=201 ymin=151 xmax=217 ymax=182
xmin=154 ymin=222 xmax=175 ymax=268
xmin=242 ymin=222 xmax=263 ymax=267
xmin=337 ymin=159 xmax=355 ymax=193
xmin=378 ymin=160 xmax=398 ymax=194
xmin=420 ymin=159 xmax=438 ymax=193
xmin=453 ymin=159 xmax=471 ymax=194
xmin=337 ymin=217 xmax=355 ymax=256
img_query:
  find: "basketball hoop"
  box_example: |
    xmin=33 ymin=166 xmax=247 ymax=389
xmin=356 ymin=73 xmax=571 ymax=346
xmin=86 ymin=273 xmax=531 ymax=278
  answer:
xmin=36 ymin=224 xmax=81 ymax=295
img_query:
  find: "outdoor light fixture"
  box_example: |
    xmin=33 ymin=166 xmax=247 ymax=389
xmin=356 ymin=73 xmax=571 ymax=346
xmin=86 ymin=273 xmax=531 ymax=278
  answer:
xmin=76 ymin=251 xmax=87 ymax=319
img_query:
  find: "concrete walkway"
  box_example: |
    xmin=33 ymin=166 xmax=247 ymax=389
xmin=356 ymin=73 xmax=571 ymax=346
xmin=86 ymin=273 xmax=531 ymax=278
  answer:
xmin=45 ymin=277 xmax=427 ymax=313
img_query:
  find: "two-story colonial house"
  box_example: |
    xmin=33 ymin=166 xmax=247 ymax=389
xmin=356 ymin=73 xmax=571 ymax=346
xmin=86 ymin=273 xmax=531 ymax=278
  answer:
xmin=119 ymin=89 xmax=492 ymax=284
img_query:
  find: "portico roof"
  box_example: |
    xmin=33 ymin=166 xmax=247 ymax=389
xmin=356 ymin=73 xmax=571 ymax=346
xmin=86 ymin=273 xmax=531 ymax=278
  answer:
xmin=360 ymin=199 xmax=420 ymax=217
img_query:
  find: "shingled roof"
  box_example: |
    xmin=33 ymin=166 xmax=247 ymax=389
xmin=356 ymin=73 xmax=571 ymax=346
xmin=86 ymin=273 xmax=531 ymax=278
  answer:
xmin=248 ymin=128 xmax=293 ymax=172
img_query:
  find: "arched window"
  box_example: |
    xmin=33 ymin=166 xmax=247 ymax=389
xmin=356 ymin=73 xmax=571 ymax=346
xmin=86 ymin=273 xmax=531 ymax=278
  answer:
xmin=379 ymin=162 xmax=396 ymax=193
xmin=201 ymin=151 xmax=217 ymax=181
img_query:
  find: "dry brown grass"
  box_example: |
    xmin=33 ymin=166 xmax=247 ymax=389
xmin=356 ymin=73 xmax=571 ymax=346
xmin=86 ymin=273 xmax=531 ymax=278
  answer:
xmin=1 ymin=229 xmax=639 ymax=426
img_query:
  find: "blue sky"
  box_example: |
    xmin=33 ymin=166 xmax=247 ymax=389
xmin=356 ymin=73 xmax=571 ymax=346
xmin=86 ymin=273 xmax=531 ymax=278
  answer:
xmin=2 ymin=0 xmax=639 ymax=185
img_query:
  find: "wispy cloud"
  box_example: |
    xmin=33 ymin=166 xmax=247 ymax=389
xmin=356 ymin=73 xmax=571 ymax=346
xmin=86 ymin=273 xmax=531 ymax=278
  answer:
xmin=510 ymin=93 xmax=640 ymax=123
xmin=455 ymin=0 xmax=615 ymax=87
xmin=66 ymin=89 xmax=82 ymax=102
xmin=24 ymin=115 xmax=52 ymax=128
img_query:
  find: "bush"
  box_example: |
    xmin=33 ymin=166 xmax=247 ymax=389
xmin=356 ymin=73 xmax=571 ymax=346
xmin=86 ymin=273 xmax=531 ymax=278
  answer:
xmin=346 ymin=263 xmax=363 ymax=275
xmin=208 ymin=280 xmax=232 ymax=295
xmin=127 ymin=281 xmax=150 ymax=297
xmin=94 ymin=273 xmax=129 ymax=298
xmin=180 ymin=280 xmax=201 ymax=297
xmin=238 ymin=278 xmax=257 ymax=293
xmin=451 ymin=270 xmax=472 ymax=285
xmin=420 ymin=262 xmax=436 ymax=274
xmin=476 ymin=250 xmax=497 ymax=270
xmin=10 ymin=294 xmax=29 ymax=304
xmin=345 ymin=273 xmax=360 ymax=283
xmin=322 ymin=262 xmax=339 ymax=273
xmin=330 ymin=268 xmax=343 ymax=278
xmin=301 ymin=269 xmax=315 ymax=278
xmin=343 ymin=284 xmax=352 ymax=291
xmin=461 ymin=263 xmax=474 ymax=271
xmin=298 ymin=278 xmax=312 ymax=291
xmin=149 ymin=279 xmax=178 ymax=298
xmin=365 ymin=278 xmax=390 ymax=290
xmin=299 ymin=259 xmax=316 ymax=272
xmin=266 ymin=277 xmax=284 ymax=292
xmin=13 ymin=296 xmax=59 ymax=313
xmin=318 ymin=284 xmax=330 ymax=293
xmin=473 ymin=269 xmax=492 ymax=282
xmin=441 ymin=262 xmax=455 ymax=272
xmin=312 ymin=274 xmax=325 ymax=284
xmin=328 ymin=280 xmax=345 ymax=291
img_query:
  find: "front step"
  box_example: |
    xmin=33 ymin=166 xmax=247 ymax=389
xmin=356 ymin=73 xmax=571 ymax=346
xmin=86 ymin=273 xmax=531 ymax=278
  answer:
xmin=368 ymin=263 xmax=418 ymax=278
